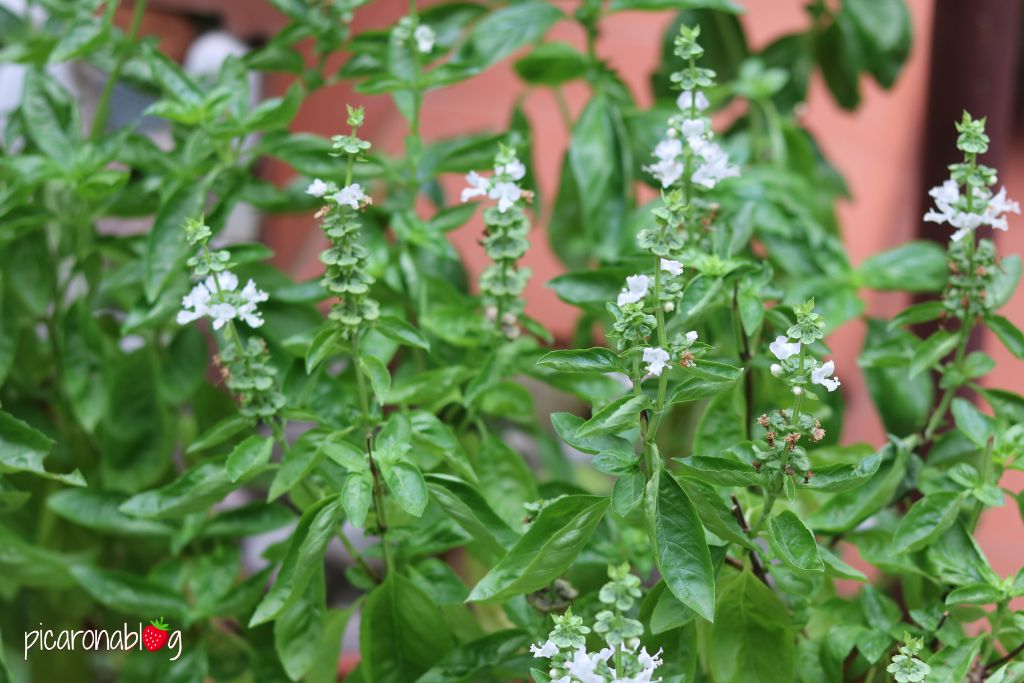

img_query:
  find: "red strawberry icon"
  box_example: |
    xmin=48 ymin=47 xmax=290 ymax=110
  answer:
xmin=143 ymin=618 xmax=170 ymax=652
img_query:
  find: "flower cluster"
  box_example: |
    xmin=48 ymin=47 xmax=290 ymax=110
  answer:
xmin=469 ymin=145 xmax=533 ymax=339
xmin=311 ymin=105 xmax=380 ymax=338
xmin=768 ymin=299 xmax=840 ymax=395
xmin=462 ymin=151 xmax=528 ymax=214
xmin=177 ymin=218 xmax=269 ymax=331
xmin=644 ymin=25 xmax=738 ymax=192
xmin=392 ymin=14 xmax=435 ymax=56
xmin=177 ymin=217 xmax=282 ymax=420
xmin=530 ymin=565 xmax=663 ymax=683
xmin=886 ymin=633 xmax=932 ymax=683
xmin=924 ymin=113 xmax=1019 ymax=243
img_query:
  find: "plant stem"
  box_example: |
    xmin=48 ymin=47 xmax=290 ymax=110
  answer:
xmin=91 ymin=0 xmax=148 ymax=138
xmin=352 ymin=331 xmax=393 ymax=573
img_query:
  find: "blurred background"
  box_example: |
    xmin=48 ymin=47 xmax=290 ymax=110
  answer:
xmin=3 ymin=0 xmax=1021 ymax=663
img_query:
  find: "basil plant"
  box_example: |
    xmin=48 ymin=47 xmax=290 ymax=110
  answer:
xmin=2 ymin=1 xmax=1022 ymax=682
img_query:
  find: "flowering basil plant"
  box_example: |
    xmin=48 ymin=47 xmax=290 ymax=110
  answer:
xmin=1 ymin=0 xmax=1022 ymax=682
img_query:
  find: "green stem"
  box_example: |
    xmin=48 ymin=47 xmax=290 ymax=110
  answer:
xmin=751 ymin=488 xmax=777 ymax=536
xmin=553 ymin=87 xmax=573 ymax=131
xmin=91 ymin=0 xmax=148 ymax=138
xmin=979 ymin=603 xmax=1008 ymax=670
xmin=352 ymin=331 xmax=393 ymax=573
xmin=791 ymin=345 xmax=806 ymax=426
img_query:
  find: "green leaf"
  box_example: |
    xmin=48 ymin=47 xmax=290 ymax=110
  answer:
xmin=250 ymin=496 xmax=344 ymax=626
xmin=305 ymin=326 xmax=343 ymax=374
xmin=674 ymin=455 xmax=761 ymax=487
xmin=199 ymin=501 xmax=294 ymax=539
xmin=467 ymin=495 xmax=608 ymax=603
xmin=274 ymin=566 xmax=325 ymax=681
xmin=513 ymin=42 xmax=588 ymax=85
xmin=665 ymin=361 xmax=743 ymax=404
xmin=768 ymin=510 xmax=824 ymax=573
xmin=861 ymin=320 xmax=935 ymax=436
xmin=186 ymin=414 xmax=254 ymax=453
xmin=891 ymin=491 xmax=964 ymax=554
xmin=945 ymin=582 xmax=1004 ymax=606
xmin=119 ymin=462 xmax=236 ymax=518
xmin=359 ymin=354 xmax=392 ymax=401
xmin=477 ymin=434 xmax=538 ymax=528
xmin=646 ymin=468 xmax=715 ymax=622
xmin=909 ymin=329 xmax=958 ymax=378
xmin=417 ymin=629 xmax=532 ymax=683
xmin=612 ymin=472 xmax=645 ymax=516
xmin=47 ymin=489 xmax=172 ymax=537
xmin=709 ymin=570 xmax=795 ymax=683
xmin=808 ymin=446 xmax=906 ymax=533
xmin=426 ymin=474 xmax=519 ymax=558
xmin=20 ymin=71 xmax=74 ymax=161
xmin=0 ymin=410 xmax=85 ymax=485
xmin=576 ymin=394 xmax=651 ymax=437
xmin=802 ymin=452 xmax=882 ymax=492
xmin=376 ymin=315 xmax=430 ymax=352
xmin=988 ymin=253 xmax=1021 ymax=309
xmin=379 ymin=459 xmax=428 ymax=517
xmin=986 ymin=314 xmax=1024 ymax=359
xmin=536 ymin=347 xmax=623 ymax=374
xmin=144 ymin=182 xmax=207 ymax=302
xmin=816 ymin=10 xmax=863 ymax=110
xmin=611 ymin=0 xmax=742 ymax=10
xmin=461 ymin=2 xmax=563 ymax=67
xmin=269 ymin=430 xmax=347 ymax=501
xmin=887 ymin=301 xmax=946 ymax=330
xmin=69 ymin=565 xmax=189 ymax=622
xmin=551 ymin=412 xmax=634 ymax=459
xmin=819 ymin=546 xmax=868 ymax=581
xmin=951 ymin=397 xmax=995 ymax=448
xmin=342 ymin=472 xmax=373 ymax=528
xmin=50 ymin=18 xmax=106 ymax=63
xmin=859 ymin=241 xmax=947 ymax=292
xmin=245 ymin=82 xmax=302 ymax=131
xmin=361 ymin=574 xmax=455 ymax=683
xmin=226 ymin=435 xmax=274 ymax=483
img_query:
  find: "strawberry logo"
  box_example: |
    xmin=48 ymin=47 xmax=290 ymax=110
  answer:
xmin=142 ymin=618 xmax=170 ymax=652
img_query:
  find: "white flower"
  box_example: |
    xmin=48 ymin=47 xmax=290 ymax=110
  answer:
xmin=565 ymin=648 xmax=602 ymax=683
xmin=617 ymin=274 xmax=650 ymax=306
xmin=332 ymin=183 xmax=368 ymax=210
xmin=209 ymin=271 xmax=238 ymax=292
xmin=685 ymin=330 xmax=698 ymax=343
xmin=654 ymin=137 xmax=682 ymax=160
xmin=769 ymin=335 xmax=800 ymax=361
xmin=677 ymin=90 xmax=709 ymax=112
xmin=238 ymin=279 xmax=269 ymax=328
xmin=306 ymin=178 xmax=329 ymax=197
xmin=209 ymin=302 xmax=237 ymax=330
xmin=177 ymin=270 xmax=267 ymax=330
xmin=643 ymin=347 xmax=670 ymax=377
xmin=637 ymin=646 xmax=663 ymax=672
xmin=660 ymin=258 xmax=684 ymax=276
xmin=924 ymin=179 xmax=1020 ymax=242
xmin=792 ymin=386 xmax=803 ymax=396
xmin=177 ymin=281 xmax=212 ymax=325
xmin=488 ymin=180 xmax=522 ymax=213
xmin=982 ymin=186 xmax=1020 ymax=231
xmin=646 ymin=158 xmax=683 ymax=188
xmin=680 ymin=118 xmax=705 ymax=138
xmin=461 ymin=170 xmax=490 ymax=202
xmin=530 ymin=640 xmax=559 ymax=659
xmin=691 ymin=140 xmax=739 ymax=188
xmin=770 ymin=363 xmax=783 ymax=377
xmin=498 ymin=159 xmax=526 ymax=181
xmin=413 ymin=24 xmax=435 ymax=53
xmin=812 ymin=360 xmax=841 ymax=392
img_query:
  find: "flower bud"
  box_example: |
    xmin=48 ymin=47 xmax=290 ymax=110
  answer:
xmin=791 ymin=386 xmax=803 ymax=396
xmin=770 ymin=363 xmax=783 ymax=377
